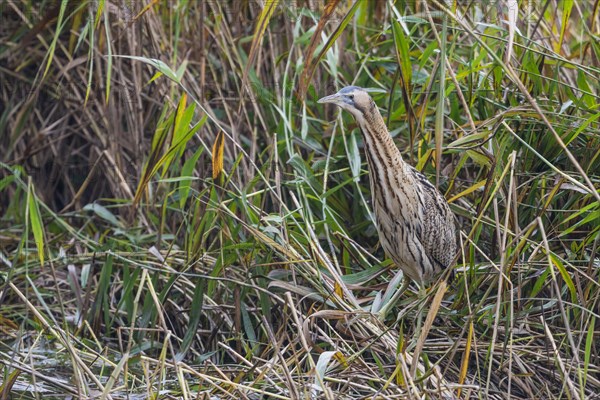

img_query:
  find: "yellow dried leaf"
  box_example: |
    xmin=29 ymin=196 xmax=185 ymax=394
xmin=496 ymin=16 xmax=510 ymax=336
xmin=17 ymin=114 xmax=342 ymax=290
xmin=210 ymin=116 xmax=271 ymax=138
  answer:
xmin=457 ymin=321 xmax=474 ymax=398
xmin=448 ymin=179 xmax=487 ymax=203
xmin=334 ymin=281 xmax=343 ymax=298
xmin=333 ymin=351 xmax=348 ymax=368
xmin=212 ymin=131 xmax=225 ymax=180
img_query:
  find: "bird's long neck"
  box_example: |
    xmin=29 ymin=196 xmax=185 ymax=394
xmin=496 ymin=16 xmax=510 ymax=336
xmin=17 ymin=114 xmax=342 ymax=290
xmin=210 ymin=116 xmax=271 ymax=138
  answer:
xmin=355 ymin=102 xmax=420 ymax=236
xmin=355 ymin=103 xmax=410 ymax=186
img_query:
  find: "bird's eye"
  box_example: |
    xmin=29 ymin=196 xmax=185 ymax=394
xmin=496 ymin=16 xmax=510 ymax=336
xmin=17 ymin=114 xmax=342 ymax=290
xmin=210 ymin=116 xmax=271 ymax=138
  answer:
xmin=348 ymin=95 xmax=354 ymax=100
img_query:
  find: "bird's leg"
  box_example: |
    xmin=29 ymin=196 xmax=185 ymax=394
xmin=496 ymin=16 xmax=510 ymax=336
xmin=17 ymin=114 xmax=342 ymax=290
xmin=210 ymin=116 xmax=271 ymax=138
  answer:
xmin=414 ymin=285 xmax=427 ymax=339
xmin=377 ymin=278 xmax=411 ymax=320
xmin=405 ymin=285 xmax=429 ymax=352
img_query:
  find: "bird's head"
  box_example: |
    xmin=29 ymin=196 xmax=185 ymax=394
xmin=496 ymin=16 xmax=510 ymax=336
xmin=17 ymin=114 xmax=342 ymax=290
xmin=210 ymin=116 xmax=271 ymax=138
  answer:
xmin=318 ymin=86 xmax=373 ymax=120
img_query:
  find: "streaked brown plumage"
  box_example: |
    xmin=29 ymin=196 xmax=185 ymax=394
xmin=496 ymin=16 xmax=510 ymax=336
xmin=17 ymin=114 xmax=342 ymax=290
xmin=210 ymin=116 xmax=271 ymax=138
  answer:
xmin=318 ymin=86 xmax=456 ymax=290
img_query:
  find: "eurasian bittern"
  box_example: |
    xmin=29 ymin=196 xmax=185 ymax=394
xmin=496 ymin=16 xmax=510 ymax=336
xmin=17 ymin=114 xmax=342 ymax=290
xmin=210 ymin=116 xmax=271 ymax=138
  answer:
xmin=318 ymin=86 xmax=456 ymax=318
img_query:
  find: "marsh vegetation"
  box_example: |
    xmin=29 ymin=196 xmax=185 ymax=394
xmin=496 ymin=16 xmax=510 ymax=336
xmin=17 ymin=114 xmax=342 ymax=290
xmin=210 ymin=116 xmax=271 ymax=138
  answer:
xmin=1 ymin=1 xmax=599 ymax=398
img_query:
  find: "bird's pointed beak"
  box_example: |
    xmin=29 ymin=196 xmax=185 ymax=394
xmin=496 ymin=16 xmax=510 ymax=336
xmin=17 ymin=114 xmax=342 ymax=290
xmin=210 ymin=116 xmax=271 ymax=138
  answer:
xmin=317 ymin=93 xmax=342 ymax=104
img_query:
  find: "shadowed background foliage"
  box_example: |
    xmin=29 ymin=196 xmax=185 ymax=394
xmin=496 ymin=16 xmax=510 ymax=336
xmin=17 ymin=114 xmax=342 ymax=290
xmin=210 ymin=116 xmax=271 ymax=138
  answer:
xmin=1 ymin=0 xmax=599 ymax=398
